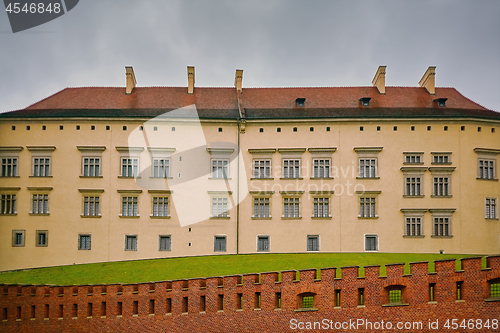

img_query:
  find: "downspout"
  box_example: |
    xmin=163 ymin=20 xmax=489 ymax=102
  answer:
xmin=235 ymin=69 xmax=245 ymax=255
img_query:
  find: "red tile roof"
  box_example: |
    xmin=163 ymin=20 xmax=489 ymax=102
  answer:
xmin=1 ymin=86 xmax=498 ymax=120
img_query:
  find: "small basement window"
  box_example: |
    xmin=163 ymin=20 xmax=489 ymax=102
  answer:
xmin=295 ymin=98 xmax=306 ymax=107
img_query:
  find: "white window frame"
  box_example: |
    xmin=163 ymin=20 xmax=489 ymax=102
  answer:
xmin=148 ymin=147 xmax=175 ymax=179
xmin=28 ymin=146 xmax=55 ymax=177
xmin=78 ymin=146 xmax=106 ymax=178
xmin=403 ymin=152 xmax=424 ymax=165
xmin=0 ymin=146 xmax=22 ymax=177
xmin=429 ymin=167 xmax=455 ymax=197
xmin=79 ymin=189 xmax=104 ymax=217
xmin=257 ymin=235 xmax=270 ymax=252
xmin=429 ymin=209 xmax=455 ymax=237
xmin=307 ymin=235 xmax=320 ymax=252
xmin=253 ymin=159 xmax=272 ymax=179
xmin=312 ymin=159 xmax=331 ymax=178
xmin=486 ymin=198 xmax=498 ymax=220
xmin=354 ymin=147 xmax=383 ymax=179
xmin=211 ymin=159 xmax=229 ymax=179
xmin=28 ymin=187 xmax=52 ymax=215
xmin=0 ymin=188 xmax=19 ymax=215
xmin=248 ymin=149 xmax=276 ymax=179
xmin=159 ymin=235 xmax=171 ymax=251
xmin=250 ymin=191 xmax=273 ymax=219
xmin=125 ymin=235 xmax=138 ymax=251
xmin=278 ymin=148 xmax=306 ymax=179
xmin=207 ymin=148 xmax=234 ymax=180
xmin=308 ymin=148 xmax=336 ymax=179
xmin=118 ymin=190 xmax=142 ymax=217
xmin=431 ymin=152 xmax=452 ymax=165
xmin=401 ymin=209 xmax=426 ymax=237
xmin=208 ymin=191 xmax=232 ymax=218
xmin=364 ymin=234 xmax=378 ymax=252
xmin=280 ymin=191 xmax=304 ymax=219
xmin=78 ymin=234 xmax=91 ymax=250
xmin=309 ymin=191 xmax=334 ymax=218
xmin=356 ymin=191 xmax=380 ymax=218
xmin=474 ymin=148 xmax=499 ymax=180
xmin=116 ymin=146 xmax=144 ymax=178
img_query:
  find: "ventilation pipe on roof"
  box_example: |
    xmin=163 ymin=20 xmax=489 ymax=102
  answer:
xmin=187 ymin=66 xmax=195 ymax=94
xmin=235 ymin=69 xmax=243 ymax=93
xmin=125 ymin=66 xmax=137 ymax=95
xmin=372 ymin=66 xmax=386 ymax=95
xmin=419 ymin=66 xmax=436 ymax=95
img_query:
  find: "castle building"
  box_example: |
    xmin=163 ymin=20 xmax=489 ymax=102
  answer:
xmin=0 ymin=66 xmax=499 ymax=271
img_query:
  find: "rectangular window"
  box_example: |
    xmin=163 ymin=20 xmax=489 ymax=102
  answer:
xmin=82 ymin=157 xmax=100 ymax=177
xmin=152 ymin=197 xmax=168 ymax=217
xmin=36 ymin=230 xmax=48 ymax=247
xmin=365 ymin=235 xmax=378 ymax=251
xmin=389 ymin=289 xmax=402 ymax=303
xmin=33 ymin=157 xmax=50 ymax=177
xmin=359 ymin=197 xmax=376 ymax=217
xmin=313 ymin=197 xmax=329 ymax=217
xmin=405 ymin=217 xmax=422 ymax=236
xmin=491 ymin=282 xmax=500 ymax=298
xmin=433 ymin=155 xmax=450 ymax=164
xmin=433 ymin=177 xmax=450 ymax=196
xmin=159 ymin=235 xmax=171 ymax=251
xmin=307 ymin=235 xmax=319 ymax=251
xmin=212 ymin=197 xmax=228 ymax=217
xmin=433 ymin=217 xmax=451 ymax=236
xmin=211 ymin=159 xmax=229 ymax=178
xmin=12 ymin=230 xmax=25 ymax=247
xmin=283 ymin=159 xmax=300 ymax=178
xmin=358 ymin=288 xmax=364 ymax=306
xmin=359 ymin=158 xmax=377 ymax=178
xmin=121 ymin=158 xmax=139 ymax=177
xmin=214 ymin=236 xmax=226 ymax=252
xmin=153 ymin=158 xmax=170 ymax=178
xmin=302 ymin=296 xmax=314 ymax=308
xmin=1 ymin=194 xmax=16 ymax=214
xmin=283 ymin=197 xmax=300 ymax=217
xmin=257 ymin=236 xmax=269 ymax=252
xmin=1 ymin=158 xmax=18 ymax=177
xmin=479 ymin=159 xmax=495 ymax=179
xmin=405 ymin=155 xmax=421 ymax=164
xmin=405 ymin=177 xmax=422 ymax=196
xmin=486 ymin=198 xmax=497 ymax=219
xmin=121 ymin=196 xmax=138 ymax=216
xmin=313 ymin=159 xmax=330 ymax=178
xmin=253 ymin=198 xmax=270 ymax=218
xmin=78 ymin=234 xmax=91 ymax=250
xmin=125 ymin=235 xmax=138 ymax=251
xmin=32 ymin=194 xmax=49 ymax=214
xmin=83 ymin=196 xmax=100 ymax=216
xmin=253 ymin=160 xmax=271 ymax=178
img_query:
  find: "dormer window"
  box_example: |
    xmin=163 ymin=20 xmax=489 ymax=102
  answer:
xmin=434 ymin=98 xmax=447 ymax=107
xmin=359 ymin=97 xmax=371 ymax=107
xmin=295 ymin=98 xmax=306 ymax=107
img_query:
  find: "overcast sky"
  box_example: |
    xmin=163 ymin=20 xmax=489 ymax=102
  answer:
xmin=0 ymin=0 xmax=499 ymax=113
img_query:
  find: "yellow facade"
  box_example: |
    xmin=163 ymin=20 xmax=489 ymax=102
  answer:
xmin=0 ymin=66 xmax=499 ymax=271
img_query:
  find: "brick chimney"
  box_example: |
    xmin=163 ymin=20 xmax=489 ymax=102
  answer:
xmin=125 ymin=66 xmax=137 ymax=95
xmin=372 ymin=66 xmax=386 ymax=94
xmin=187 ymin=66 xmax=195 ymax=94
xmin=419 ymin=66 xmax=436 ymax=95
xmin=235 ymin=69 xmax=243 ymax=93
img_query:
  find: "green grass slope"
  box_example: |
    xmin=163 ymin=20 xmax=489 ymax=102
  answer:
xmin=0 ymin=253 xmax=480 ymax=286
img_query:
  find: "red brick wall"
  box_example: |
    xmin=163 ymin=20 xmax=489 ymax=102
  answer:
xmin=1 ymin=256 xmax=499 ymax=332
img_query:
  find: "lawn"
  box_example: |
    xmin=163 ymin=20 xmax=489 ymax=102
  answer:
xmin=0 ymin=253 xmax=481 ymax=286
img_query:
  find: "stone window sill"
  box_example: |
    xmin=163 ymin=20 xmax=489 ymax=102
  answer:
xmin=382 ymin=302 xmax=409 ymax=307
xmin=294 ymin=308 xmax=318 ymax=312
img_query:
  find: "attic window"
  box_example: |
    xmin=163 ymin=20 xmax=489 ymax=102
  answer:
xmin=359 ymin=97 xmax=371 ymax=107
xmin=433 ymin=98 xmax=448 ymax=107
xmin=295 ymin=98 xmax=306 ymax=107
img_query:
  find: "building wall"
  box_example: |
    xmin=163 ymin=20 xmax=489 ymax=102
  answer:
xmin=0 ymin=117 xmax=499 ymax=271
xmin=0 ymin=256 xmax=499 ymax=332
